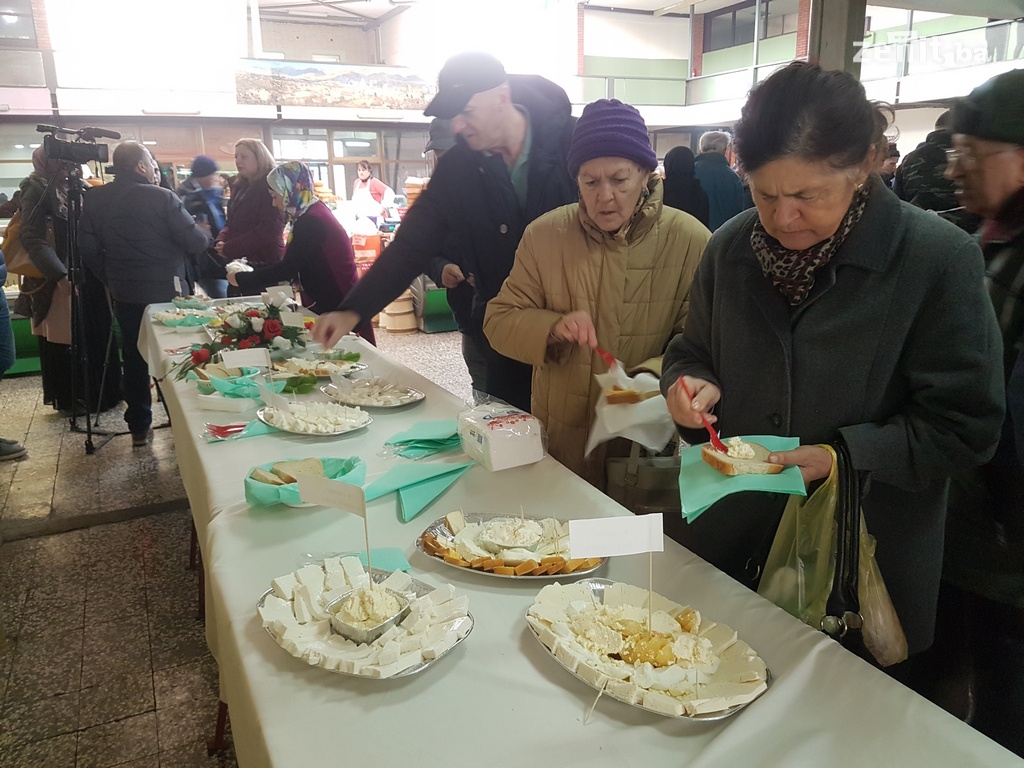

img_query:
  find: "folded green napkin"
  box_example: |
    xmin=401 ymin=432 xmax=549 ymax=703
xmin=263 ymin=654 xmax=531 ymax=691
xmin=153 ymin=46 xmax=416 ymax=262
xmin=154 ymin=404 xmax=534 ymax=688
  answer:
xmin=386 ymin=420 xmax=458 ymax=443
xmin=364 ymin=461 xmax=474 ymax=522
xmin=205 ymin=419 xmax=278 ymax=443
xmin=162 ymin=314 xmax=212 ymax=327
xmin=679 ymin=435 xmax=806 ymax=522
xmin=385 ymin=419 xmax=462 ymax=460
xmin=244 ymin=457 xmax=366 ymax=507
xmin=188 ymin=368 xmax=278 ymax=398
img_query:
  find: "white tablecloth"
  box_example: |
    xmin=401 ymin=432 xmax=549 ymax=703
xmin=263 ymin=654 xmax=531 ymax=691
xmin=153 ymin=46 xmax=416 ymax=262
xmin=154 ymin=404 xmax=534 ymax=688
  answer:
xmin=139 ymin=305 xmax=1023 ymax=768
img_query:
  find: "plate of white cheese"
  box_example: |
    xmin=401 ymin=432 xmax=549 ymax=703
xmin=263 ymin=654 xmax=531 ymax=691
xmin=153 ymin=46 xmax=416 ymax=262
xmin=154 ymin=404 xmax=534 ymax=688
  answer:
xmin=256 ymin=402 xmax=371 ymax=436
xmin=257 ymin=560 xmax=473 ymax=678
xmin=321 ymin=380 xmax=425 ymax=409
xmin=526 ymin=579 xmax=770 ymax=720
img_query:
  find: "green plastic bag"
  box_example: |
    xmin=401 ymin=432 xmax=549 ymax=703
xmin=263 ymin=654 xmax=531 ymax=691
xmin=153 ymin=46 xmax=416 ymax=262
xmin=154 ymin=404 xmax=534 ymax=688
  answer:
xmin=757 ymin=445 xmax=908 ymax=667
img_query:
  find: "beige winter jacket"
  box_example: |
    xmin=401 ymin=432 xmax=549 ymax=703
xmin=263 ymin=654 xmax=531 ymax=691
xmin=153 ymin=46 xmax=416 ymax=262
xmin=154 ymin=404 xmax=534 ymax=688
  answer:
xmin=484 ymin=174 xmax=710 ymax=487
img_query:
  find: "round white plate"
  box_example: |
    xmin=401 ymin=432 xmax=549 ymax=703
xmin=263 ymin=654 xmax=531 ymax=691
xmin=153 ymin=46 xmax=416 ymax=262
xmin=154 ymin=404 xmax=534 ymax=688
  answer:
xmin=255 ymin=406 xmax=371 ymax=436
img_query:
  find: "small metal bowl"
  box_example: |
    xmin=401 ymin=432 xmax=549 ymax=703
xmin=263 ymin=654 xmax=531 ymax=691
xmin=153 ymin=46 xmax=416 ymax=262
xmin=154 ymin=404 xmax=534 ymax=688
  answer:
xmin=327 ymin=586 xmax=410 ymax=645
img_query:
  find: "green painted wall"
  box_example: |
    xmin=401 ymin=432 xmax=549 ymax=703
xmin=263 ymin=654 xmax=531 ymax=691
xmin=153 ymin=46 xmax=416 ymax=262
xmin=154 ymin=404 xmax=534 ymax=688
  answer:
xmin=582 ymin=56 xmax=688 ymax=105
xmin=702 ymin=33 xmax=796 ymax=75
xmin=583 ymin=56 xmax=689 ymax=79
xmin=865 ymin=14 xmax=984 ymax=44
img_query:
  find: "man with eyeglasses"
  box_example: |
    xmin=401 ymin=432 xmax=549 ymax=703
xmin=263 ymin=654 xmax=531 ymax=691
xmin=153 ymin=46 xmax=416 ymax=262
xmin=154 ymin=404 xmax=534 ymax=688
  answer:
xmin=939 ymin=68 xmax=1024 ymax=752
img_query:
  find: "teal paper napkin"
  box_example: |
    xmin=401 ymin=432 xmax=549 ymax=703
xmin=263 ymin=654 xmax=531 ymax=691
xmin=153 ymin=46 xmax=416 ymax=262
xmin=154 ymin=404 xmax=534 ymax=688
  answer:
xmin=205 ymin=419 xmax=278 ymax=443
xmin=244 ymin=457 xmax=366 ymax=507
xmin=162 ymin=314 xmax=212 ymax=327
xmin=386 ymin=420 xmax=458 ymax=443
xmin=385 ymin=419 xmax=462 ymax=460
xmin=364 ymin=461 xmax=474 ymax=522
xmin=679 ymin=435 xmax=806 ymax=522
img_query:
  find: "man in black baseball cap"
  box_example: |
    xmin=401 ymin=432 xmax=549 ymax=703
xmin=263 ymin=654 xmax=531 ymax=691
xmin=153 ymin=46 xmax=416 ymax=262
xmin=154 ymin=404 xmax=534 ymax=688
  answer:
xmin=314 ymin=52 xmax=578 ymax=411
xmin=424 ymin=52 xmax=507 ymax=120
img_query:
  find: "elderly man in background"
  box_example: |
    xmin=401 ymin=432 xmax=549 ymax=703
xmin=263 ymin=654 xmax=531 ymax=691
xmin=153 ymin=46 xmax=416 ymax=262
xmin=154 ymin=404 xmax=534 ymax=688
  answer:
xmin=80 ymin=141 xmax=211 ymax=446
xmin=938 ymin=68 xmax=1024 ymax=754
xmin=177 ymin=154 xmax=228 ymax=297
xmin=693 ymin=130 xmax=746 ymax=230
xmin=313 ymin=51 xmax=577 ymax=411
xmin=893 ymin=110 xmax=980 ymax=233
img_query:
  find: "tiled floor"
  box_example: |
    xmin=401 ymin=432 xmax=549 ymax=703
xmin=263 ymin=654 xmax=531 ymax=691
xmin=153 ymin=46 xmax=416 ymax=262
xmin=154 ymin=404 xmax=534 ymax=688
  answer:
xmin=0 ymin=328 xmax=469 ymax=767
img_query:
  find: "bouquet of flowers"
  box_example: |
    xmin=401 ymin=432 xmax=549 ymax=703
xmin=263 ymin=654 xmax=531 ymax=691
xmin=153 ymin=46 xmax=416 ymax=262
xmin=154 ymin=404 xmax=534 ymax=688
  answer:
xmin=173 ymin=303 xmax=314 ymax=380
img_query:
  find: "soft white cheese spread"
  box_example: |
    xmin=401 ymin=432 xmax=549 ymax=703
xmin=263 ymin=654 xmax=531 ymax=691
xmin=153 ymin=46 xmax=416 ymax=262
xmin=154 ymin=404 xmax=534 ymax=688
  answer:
xmin=337 ymin=585 xmax=403 ymax=629
xmin=725 ymin=436 xmax=755 ymax=460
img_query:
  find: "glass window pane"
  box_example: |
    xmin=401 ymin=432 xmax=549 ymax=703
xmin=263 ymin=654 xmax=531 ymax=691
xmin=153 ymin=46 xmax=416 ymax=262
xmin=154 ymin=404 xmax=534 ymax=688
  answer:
xmin=331 ymin=131 xmax=379 ymax=158
xmin=735 ymin=7 xmax=756 ymax=45
xmin=0 ymin=161 xmax=33 ymax=200
xmin=0 ymin=3 xmax=35 ymax=43
xmin=708 ymin=14 xmax=733 ymax=51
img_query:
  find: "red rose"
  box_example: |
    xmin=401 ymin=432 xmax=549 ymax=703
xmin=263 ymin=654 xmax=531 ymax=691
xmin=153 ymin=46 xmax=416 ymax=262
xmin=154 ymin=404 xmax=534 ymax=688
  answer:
xmin=304 ymin=319 xmax=315 ymax=330
xmin=263 ymin=319 xmax=283 ymax=338
xmin=246 ymin=310 xmax=261 ymax=317
xmin=238 ymin=338 xmax=251 ymax=349
xmin=221 ymin=335 xmax=233 ymax=345
xmin=248 ymin=335 xmax=261 ymax=346
xmin=191 ymin=348 xmax=211 ymax=366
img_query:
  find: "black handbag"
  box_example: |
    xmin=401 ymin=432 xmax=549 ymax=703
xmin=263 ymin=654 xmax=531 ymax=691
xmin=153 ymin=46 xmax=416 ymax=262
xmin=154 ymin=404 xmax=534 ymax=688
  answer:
xmin=820 ymin=439 xmax=872 ymax=661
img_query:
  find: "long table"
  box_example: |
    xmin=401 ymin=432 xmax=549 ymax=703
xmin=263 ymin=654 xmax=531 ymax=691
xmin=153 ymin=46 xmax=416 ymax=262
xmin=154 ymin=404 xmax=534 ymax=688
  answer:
xmin=140 ymin=306 xmax=1023 ymax=768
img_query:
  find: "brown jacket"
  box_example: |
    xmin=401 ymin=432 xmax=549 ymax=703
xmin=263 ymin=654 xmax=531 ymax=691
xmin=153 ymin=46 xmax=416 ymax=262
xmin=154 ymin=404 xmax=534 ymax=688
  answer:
xmin=485 ymin=175 xmax=710 ymax=486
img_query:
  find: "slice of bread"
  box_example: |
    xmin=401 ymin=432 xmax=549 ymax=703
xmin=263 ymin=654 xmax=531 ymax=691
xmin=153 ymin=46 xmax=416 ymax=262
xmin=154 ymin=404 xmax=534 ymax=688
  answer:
xmin=251 ymin=468 xmax=286 ymax=485
xmin=605 ymin=387 xmax=660 ymax=405
xmin=270 ymin=458 xmax=326 ymax=484
xmin=701 ymin=442 xmax=783 ymax=476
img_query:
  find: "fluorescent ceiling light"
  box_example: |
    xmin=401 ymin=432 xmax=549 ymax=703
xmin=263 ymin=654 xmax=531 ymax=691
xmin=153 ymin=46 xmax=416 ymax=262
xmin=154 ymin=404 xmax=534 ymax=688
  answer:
xmin=14 ymin=144 xmax=24 ymax=149
xmin=143 ymin=140 xmax=157 ymax=145
xmin=344 ymin=141 xmax=371 ymax=147
xmin=29 ymin=143 xmax=40 ymax=148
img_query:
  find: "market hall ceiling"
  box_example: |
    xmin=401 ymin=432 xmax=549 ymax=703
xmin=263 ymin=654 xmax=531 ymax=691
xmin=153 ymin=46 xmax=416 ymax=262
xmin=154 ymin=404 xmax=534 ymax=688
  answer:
xmin=254 ymin=0 xmax=1024 ymax=29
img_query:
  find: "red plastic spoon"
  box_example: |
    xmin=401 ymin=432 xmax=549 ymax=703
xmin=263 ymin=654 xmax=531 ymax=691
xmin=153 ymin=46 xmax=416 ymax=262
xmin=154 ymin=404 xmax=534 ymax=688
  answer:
xmin=677 ymin=377 xmax=728 ymax=453
xmin=595 ymin=345 xmax=616 ymax=369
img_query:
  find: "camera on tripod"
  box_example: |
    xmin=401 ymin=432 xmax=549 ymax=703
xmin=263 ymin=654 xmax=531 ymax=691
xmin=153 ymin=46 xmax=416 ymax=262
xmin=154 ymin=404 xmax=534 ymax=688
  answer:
xmin=37 ymin=124 xmax=121 ymax=165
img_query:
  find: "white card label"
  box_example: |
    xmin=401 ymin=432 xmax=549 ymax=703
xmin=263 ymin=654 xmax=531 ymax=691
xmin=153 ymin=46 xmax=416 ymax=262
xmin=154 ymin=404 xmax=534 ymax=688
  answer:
xmin=569 ymin=514 xmax=664 ymax=559
xmin=270 ymin=284 xmax=294 ymax=299
xmin=173 ymin=276 xmax=182 ymax=295
xmin=221 ymin=347 xmax=271 ymax=370
xmin=256 ymin=380 xmax=290 ymax=412
xmin=280 ymin=310 xmax=306 ymax=329
xmin=298 ymin=476 xmax=366 ymax=517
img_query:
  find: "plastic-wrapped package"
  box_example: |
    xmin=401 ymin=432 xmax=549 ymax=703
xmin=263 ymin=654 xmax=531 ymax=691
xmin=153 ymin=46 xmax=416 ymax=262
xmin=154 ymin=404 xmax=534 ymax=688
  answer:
xmin=458 ymin=401 xmax=546 ymax=471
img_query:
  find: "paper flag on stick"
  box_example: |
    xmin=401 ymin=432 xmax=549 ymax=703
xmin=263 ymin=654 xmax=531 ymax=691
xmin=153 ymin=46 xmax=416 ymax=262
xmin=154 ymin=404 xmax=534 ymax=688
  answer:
xmin=256 ymin=380 xmax=291 ymax=412
xmin=221 ymin=347 xmax=271 ymax=370
xmin=569 ymin=514 xmax=664 ymax=559
xmin=280 ymin=310 xmax=306 ymax=329
xmin=173 ymin=276 xmax=182 ymax=295
xmin=297 ymin=476 xmax=366 ymax=517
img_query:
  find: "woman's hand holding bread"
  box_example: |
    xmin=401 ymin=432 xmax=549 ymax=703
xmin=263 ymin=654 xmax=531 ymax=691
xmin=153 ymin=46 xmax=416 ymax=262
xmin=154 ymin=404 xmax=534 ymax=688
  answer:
xmin=766 ymin=445 xmax=834 ymax=486
xmin=667 ymin=376 xmax=720 ymax=430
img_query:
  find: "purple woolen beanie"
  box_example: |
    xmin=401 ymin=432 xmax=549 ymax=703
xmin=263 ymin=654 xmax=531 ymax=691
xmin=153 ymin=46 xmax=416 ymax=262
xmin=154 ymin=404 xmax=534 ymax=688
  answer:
xmin=567 ymin=99 xmax=657 ymax=178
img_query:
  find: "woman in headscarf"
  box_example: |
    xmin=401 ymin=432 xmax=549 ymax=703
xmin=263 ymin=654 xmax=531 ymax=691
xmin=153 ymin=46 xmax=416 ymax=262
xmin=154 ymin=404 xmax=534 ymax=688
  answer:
xmin=215 ymin=138 xmax=286 ymax=271
xmin=229 ymin=161 xmax=375 ymax=345
xmin=660 ymin=61 xmax=1004 ymax=667
xmin=15 ymin=147 xmax=120 ymax=413
xmin=662 ymin=145 xmax=710 ymax=228
xmin=484 ymin=99 xmax=710 ymax=488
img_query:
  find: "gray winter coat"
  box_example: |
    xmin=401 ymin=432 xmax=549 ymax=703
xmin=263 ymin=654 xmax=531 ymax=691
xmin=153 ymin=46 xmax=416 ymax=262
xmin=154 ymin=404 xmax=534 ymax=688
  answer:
xmin=661 ymin=177 xmax=1005 ymax=654
xmin=79 ymin=171 xmax=211 ymax=306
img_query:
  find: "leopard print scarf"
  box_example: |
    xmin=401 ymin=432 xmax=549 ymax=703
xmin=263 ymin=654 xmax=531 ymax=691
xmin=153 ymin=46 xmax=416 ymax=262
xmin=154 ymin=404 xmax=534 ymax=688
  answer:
xmin=752 ymin=183 xmax=871 ymax=306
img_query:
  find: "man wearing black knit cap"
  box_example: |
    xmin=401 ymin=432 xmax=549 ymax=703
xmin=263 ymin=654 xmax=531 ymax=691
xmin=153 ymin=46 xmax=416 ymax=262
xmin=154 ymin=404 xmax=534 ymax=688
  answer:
xmin=940 ymin=68 xmax=1024 ymax=751
xmin=313 ymin=51 xmax=577 ymax=410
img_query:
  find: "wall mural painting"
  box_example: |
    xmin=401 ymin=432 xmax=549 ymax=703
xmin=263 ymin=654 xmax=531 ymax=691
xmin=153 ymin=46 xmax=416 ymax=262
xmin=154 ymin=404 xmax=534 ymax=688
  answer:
xmin=235 ymin=60 xmax=436 ymax=109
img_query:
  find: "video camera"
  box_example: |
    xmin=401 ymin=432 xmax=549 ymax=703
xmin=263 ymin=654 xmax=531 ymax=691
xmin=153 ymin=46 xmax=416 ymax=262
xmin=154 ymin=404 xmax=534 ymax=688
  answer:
xmin=37 ymin=124 xmax=120 ymax=164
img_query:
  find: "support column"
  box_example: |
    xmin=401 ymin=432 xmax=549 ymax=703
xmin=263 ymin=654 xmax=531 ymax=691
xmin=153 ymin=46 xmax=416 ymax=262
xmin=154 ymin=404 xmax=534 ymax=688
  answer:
xmin=806 ymin=0 xmax=867 ymax=77
xmin=249 ymin=0 xmax=264 ymax=58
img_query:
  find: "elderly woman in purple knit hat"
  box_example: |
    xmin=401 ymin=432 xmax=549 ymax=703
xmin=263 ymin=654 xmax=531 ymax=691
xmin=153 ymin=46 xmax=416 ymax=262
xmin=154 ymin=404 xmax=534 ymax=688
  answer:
xmin=485 ymin=99 xmax=711 ymax=488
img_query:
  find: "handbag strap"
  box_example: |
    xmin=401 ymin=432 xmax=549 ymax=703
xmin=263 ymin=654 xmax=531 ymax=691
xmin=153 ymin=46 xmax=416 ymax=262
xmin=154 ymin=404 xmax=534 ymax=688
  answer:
xmin=821 ymin=439 xmax=863 ymax=639
xmin=624 ymin=441 xmax=644 ymax=487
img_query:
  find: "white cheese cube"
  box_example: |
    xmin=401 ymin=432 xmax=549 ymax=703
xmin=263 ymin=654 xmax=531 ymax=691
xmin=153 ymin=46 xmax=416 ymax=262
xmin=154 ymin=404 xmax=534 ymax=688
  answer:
xmin=294 ymin=564 xmax=325 ymax=592
xmin=258 ymin=595 xmax=294 ymax=628
xmin=380 ymin=570 xmax=412 ymax=593
xmin=271 ymin=573 xmax=300 ymax=601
